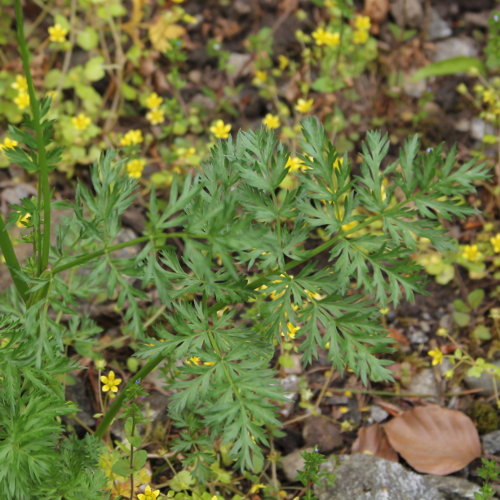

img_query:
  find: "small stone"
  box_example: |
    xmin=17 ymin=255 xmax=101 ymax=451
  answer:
xmin=431 ymin=37 xmax=478 ymax=62
xmin=481 ymin=430 xmax=500 ymax=455
xmin=464 ymin=360 xmax=500 ymax=397
xmin=427 ymin=8 xmax=452 ymax=40
xmin=409 ymin=328 xmax=428 ymax=344
xmin=403 ymin=72 xmax=427 ymax=97
xmin=454 ymin=118 xmax=471 ymax=132
xmin=407 ymin=369 xmax=440 ymax=402
xmin=470 ymin=118 xmax=495 ymax=142
xmin=302 ymin=416 xmax=343 ymax=453
xmin=281 ymin=374 xmax=299 ymax=393
xmin=280 ymin=448 xmax=309 ymax=482
xmin=369 ymin=405 xmax=389 ymax=423
xmin=234 ymin=0 xmax=251 ymax=14
xmin=390 ymin=0 xmax=424 ymax=28
xmin=227 ymin=53 xmax=252 ymax=76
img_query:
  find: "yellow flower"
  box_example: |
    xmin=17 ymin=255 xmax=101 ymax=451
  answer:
xmin=428 ymin=348 xmax=443 ymax=366
xmin=253 ymin=70 xmax=268 ymax=85
xmin=262 ymin=113 xmax=280 ymax=129
xmin=16 ymin=213 xmax=31 ymax=228
xmin=120 ymin=129 xmax=143 ymax=147
xmin=340 ymin=420 xmax=354 ymax=432
xmin=146 ymin=108 xmax=165 ymax=125
xmin=186 ymin=356 xmax=201 ymax=365
xmin=71 ymin=113 xmax=91 ymax=131
xmin=305 ymin=289 xmax=322 ymax=300
xmin=286 ymin=156 xmax=304 ymax=172
xmin=354 ymin=16 xmax=371 ymax=31
xmin=462 ymin=244 xmax=482 ymax=262
xmin=285 ymin=322 xmax=300 ymax=339
xmin=100 ymin=370 xmax=122 ymax=393
xmin=333 ymin=157 xmax=343 ymax=170
xmin=14 ymin=92 xmax=30 ymax=110
xmin=11 ymin=75 xmax=28 ymax=92
xmin=278 ymin=55 xmax=289 ymax=70
xmin=48 ymin=23 xmax=68 ymax=43
xmin=482 ymin=89 xmax=495 ymax=104
xmin=137 ymin=485 xmax=161 ymax=500
xmin=341 ymin=220 xmax=358 ymax=232
xmin=0 ymin=137 xmax=19 ymax=151
xmin=353 ymin=29 xmax=369 ymax=44
xmin=210 ymin=119 xmax=231 ymax=139
xmin=171 ymin=0 xmax=185 ymax=3
xmin=126 ymin=158 xmax=146 ymax=179
xmin=145 ymin=92 xmax=163 ymax=109
xmin=339 ymin=406 xmax=349 ymax=414
xmin=295 ymin=98 xmax=314 ymax=113
xmin=490 ymin=233 xmax=500 ymax=253
xmin=312 ymin=28 xmax=340 ymax=47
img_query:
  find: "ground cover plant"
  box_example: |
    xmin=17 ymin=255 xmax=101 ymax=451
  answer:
xmin=1 ymin=1 xmax=499 ymax=499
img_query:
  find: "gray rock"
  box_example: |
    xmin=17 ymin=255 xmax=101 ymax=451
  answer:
xmin=403 ymin=72 xmax=427 ymax=97
xmin=227 ymin=53 xmax=252 ymax=76
xmin=470 ymin=118 xmax=496 ymax=142
xmin=407 ymin=369 xmax=440 ymax=402
xmin=280 ymin=447 xmax=310 ymax=482
xmin=464 ymin=359 xmax=500 ymax=396
xmin=431 ymin=37 xmax=478 ymax=62
xmin=315 ymin=454 xmax=479 ymax=500
xmin=427 ymin=9 xmax=452 ymax=40
xmin=482 ymin=430 xmax=500 ymax=455
xmin=390 ymin=0 xmax=424 ymax=28
xmin=369 ymin=405 xmax=389 ymax=423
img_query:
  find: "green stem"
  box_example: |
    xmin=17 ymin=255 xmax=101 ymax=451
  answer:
xmin=0 ymin=213 xmax=28 ymax=302
xmin=51 ymin=232 xmax=202 ymax=275
xmin=95 ymin=354 xmax=163 ymax=438
xmin=14 ymin=0 xmax=51 ymax=275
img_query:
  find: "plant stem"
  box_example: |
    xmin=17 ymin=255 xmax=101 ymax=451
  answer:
xmin=14 ymin=0 xmax=51 ymax=275
xmin=0 ymin=213 xmax=28 ymax=302
xmin=95 ymin=354 xmax=163 ymax=438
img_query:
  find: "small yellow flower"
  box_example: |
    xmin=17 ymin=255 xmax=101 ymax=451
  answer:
xmin=278 ymin=55 xmax=289 ymax=70
xmin=14 ymin=92 xmax=30 ymax=110
xmin=444 ymin=369 xmax=454 ymax=379
xmin=482 ymin=89 xmax=495 ymax=104
xmin=341 ymin=220 xmax=358 ymax=232
xmin=16 ymin=213 xmax=31 ymax=228
xmin=137 ymin=485 xmax=161 ymax=500
xmin=354 ymin=16 xmax=371 ymax=31
xmin=462 ymin=244 xmax=482 ymax=262
xmin=171 ymin=0 xmax=185 ymax=3
xmin=312 ymin=28 xmax=340 ymax=47
xmin=48 ymin=23 xmax=68 ymax=43
xmin=353 ymin=29 xmax=369 ymax=44
xmin=126 ymin=158 xmax=146 ymax=179
xmin=286 ymin=156 xmax=304 ymax=172
xmin=100 ymin=370 xmax=122 ymax=393
xmin=333 ymin=157 xmax=343 ymax=170
xmin=490 ymin=233 xmax=500 ymax=253
xmin=253 ymin=70 xmax=268 ymax=85
xmin=11 ymin=75 xmax=28 ymax=92
xmin=285 ymin=322 xmax=300 ymax=339
xmin=339 ymin=406 xmax=349 ymax=414
xmin=71 ymin=113 xmax=91 ymax=131
xmin=340 ymin=420 xmax=354 ymax=432
xmin=120 ymin=129 xmax=143 ymax=147
xmin=1 ymin=137 xmax=19 ymax=151
xmin=145 ymin=92 xmax=163 ymax=109
xmin=428 ymin=348 xmax=443 ymax=366
xmin=262 ymin=113 xmax=280 ymax=129
xmin=210 ymin=119 xmax=231 ymax=139
xmin=203 ymin=361 xmax=216 ymax=366
xmin=146 ymin=108 xmax=165 ymax=125
xmin=344 ymin=390 xmax=353 ymax=397
xmin=305 ymin=289 xmax=322 ymax=301
xmin=295 ymin=98 xmax=314 ymax=113
xmin=186 ymin=356 xmax=201 ymax=365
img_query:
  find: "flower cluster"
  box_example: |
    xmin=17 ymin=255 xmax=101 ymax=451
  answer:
xmin=262 ymin=113 xmax=280 ymax=129
xmin=0 ymin=137 xmax=18 ymax=152
xmin=120 ymin=129 xmax=143 ymax=147
xmin=12 ymin=75 xmax=30 ymax=111
xmin=352 ymin=15 xmax=371 ymax=45
xmin=145 ymin=92 xmax=165 ymax=125
xmin=72 ymin=113 xmax=91 ymax=131
xmin=126 ymin=158 xmax=146 ymax=179
xmin=312 ymin=27 xmax=340 ymax=47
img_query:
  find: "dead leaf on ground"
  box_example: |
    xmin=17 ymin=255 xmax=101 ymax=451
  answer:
xmin=148 ymin=12 xmax=186 ymax=52
xmin=384 ymin=405 xmax=481 ymax=475
xmin=352 ymin=423 xmax=398 ymax=462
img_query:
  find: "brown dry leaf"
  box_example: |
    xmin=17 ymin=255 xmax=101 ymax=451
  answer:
xmin=352 ymin=424 xmax=398 ymax=462
xmin=384 ymin=405 xmax=481 ymax=475
xmin=148 ymin=12 xmax=186 ymax=52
